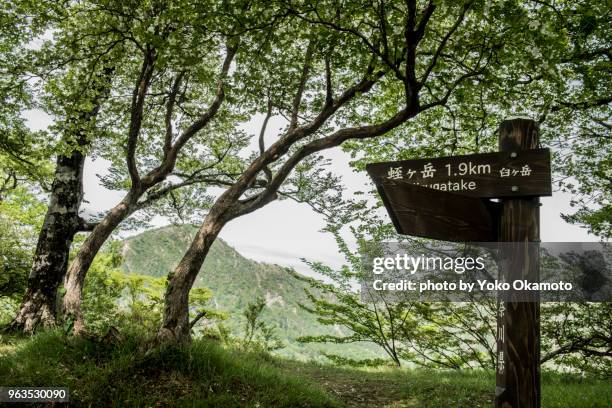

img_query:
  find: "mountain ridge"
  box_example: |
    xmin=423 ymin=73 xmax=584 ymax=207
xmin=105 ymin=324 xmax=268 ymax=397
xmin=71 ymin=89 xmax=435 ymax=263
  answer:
xmin=119 ymin=224 xmax=379 ymax=360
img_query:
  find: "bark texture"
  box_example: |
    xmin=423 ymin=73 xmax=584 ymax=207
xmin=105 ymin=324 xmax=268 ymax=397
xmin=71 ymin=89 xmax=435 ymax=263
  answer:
xmin=6 ymin=66 xmax=113 ymax=334
xmin=7 ymin=147 xmax=86 ymax=332
xmin=157 ymin=209 xmax=226 ymax=344
xmin=61 ymin=195 xmax=135 ymax=334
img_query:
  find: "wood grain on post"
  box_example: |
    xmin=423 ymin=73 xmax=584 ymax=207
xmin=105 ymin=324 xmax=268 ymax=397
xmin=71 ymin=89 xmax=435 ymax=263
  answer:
xmin=495 ymin=118 xmax=541 ymax=408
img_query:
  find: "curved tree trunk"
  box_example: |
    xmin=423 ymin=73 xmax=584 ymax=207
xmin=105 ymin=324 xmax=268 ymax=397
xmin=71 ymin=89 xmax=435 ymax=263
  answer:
xmin=157 ymin=210 xmax=226 ymax=345
xmin=59 ymin=49 xmax=234 ymax=336
xmin=61 ymin=195 xmax=136 ymax=334
xmin=7 ymin=148 xmax=86 ymax=333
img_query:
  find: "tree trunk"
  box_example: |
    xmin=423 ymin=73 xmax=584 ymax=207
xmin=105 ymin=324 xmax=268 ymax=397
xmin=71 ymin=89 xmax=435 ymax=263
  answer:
xmin=61 ymin=195 xmax=136 ymax=334
xmin=7 ymin=148 xmax=85 ymax=333
xmin=157 ymin=209 xmax=226 ymax=345
xmin=5 ymin=66 xmax=112 ymax=334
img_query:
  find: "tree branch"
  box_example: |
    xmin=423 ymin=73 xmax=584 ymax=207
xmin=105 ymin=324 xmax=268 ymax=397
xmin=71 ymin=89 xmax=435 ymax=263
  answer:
xmin=290 ymin=6 xmax=402 ymax=77
xmin=324 ymin=55 xmax=333 ymax=106
xmin=190 ymin=310 xmax=207 ymax=329
xmin=164 ymin=71 xmax=186 ymax=156
xmin=259 ymin=98 xmax=273 ymax=182
xmin=550 ymin=96 xmax=612 ymax=112
xmin=414 ymin=1 xmax=436 ymax=43
xmin=419 ymin=1 xmax=472 ymax=88
xmin=229 ymin=105 xmax=417 ymax=218
xmin=541 ymin=334 xmax=612 ymax=363
xmin=289 ymin=40 xmax=315 ymax=132
xmin=126 ymin=47 xmax=156 ymax=190
xmin=142 ymin=42 xmax=238 ymax=187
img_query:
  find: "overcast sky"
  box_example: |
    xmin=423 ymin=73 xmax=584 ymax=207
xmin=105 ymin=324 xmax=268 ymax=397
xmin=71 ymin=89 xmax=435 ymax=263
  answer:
xmin=26 ymin=110 xmax=598 ymax=275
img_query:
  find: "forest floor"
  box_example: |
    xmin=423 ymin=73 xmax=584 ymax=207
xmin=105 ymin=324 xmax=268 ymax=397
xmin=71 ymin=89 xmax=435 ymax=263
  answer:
xmin=0 ymin=330 xmax=610 ymax=407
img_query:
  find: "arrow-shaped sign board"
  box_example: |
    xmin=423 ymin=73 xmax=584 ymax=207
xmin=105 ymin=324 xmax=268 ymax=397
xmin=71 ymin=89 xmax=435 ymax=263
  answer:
xmin=366 ymin=148 xmax=552 ymax=198
xmin=377 ymin=182 xmax=501 ymax=242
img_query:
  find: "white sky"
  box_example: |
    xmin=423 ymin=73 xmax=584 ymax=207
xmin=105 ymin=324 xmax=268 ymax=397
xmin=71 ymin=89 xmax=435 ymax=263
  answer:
xmin=26 ymin=110 xmax=599 ymax=275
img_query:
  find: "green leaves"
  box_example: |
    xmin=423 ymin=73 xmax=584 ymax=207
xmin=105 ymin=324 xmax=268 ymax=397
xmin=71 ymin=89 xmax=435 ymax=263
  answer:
xmin=341 ymin=0 xmax=610 ymax=236
xmin=78 ymin=242 xmax=223 ymax=336
xmin=0 ymin=185 xmax=46 ymax=319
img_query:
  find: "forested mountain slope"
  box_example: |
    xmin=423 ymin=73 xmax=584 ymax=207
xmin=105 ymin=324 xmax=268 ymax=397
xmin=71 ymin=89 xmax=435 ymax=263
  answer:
xmin=120 ymin=224 xmax=378 ymax=360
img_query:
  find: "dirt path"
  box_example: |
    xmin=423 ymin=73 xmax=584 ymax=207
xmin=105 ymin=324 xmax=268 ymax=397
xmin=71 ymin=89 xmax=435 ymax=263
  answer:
xmin=279 ymin=361 xmax=410 ymax=408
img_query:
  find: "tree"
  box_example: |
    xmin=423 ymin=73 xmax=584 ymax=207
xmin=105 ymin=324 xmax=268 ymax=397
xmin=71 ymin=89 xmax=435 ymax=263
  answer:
xmin=69 ymin=240 xmax=225 ymax=338
xmin=342 ymin=0 xmax=611 ymax=238
xmin=2 ymin=1 xmax=120 ymax=332
xmin=296 ymin=192 xmax=610 ymax=372
xmin=0 ymin=188 xmax=47 ymax=324
xmin=158 ymin=0 xmax=603 ymax=344
xmin=560 ymin=250 xmax=610 ymax=299
xmin=541 ymin=302 xmax=612 ymax=376
xmin=300 ymin=240 xmax=611 ymax=372
xmin=294 ymin=195 xmax=498 ymax=369
xmin=297 ymin=268 xmax=417 ymax=368
xmin=5 ymin=1 xmax=248 ymax=333
xmin=1 ymin=0 xmax=53 ymax=189
xmin=0 ymin=1 xmax=52 ymax=327
xmin=59 ymin=0 xmax=249 ymax=334
xmin=539 ymin=249 xmax=612 ymax=376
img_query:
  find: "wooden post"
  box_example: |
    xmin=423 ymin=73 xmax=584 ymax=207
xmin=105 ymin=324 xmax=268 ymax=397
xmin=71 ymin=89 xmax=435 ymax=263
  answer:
xmin=495 ymin=119 xmax=541 ymax=408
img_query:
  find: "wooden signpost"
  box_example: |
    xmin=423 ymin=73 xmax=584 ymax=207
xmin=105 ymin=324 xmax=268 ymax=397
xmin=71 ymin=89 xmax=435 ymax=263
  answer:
xmin=367 ymin=118 xmax=550 ymax=408
xmin=495 ymin=119 xmax=541 ymax=408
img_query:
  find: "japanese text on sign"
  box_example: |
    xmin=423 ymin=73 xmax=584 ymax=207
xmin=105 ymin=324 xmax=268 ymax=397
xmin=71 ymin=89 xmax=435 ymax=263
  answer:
xmin=386 ymin=161 xmax=533 ymax=193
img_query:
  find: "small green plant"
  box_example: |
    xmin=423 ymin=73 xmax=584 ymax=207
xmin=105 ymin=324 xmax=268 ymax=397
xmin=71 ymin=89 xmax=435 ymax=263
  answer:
xmin=243 ymin=296 xmax=283 ymax=352
xmin=76 ymin=244 xmax=226 ymax=338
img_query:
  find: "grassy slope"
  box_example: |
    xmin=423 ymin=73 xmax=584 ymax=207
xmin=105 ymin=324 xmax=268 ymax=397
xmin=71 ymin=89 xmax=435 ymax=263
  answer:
xmin=280 ymin=360 xmax=612 ymax=408
xmin=0 ymin=331 xmax=609 ymax=408
xmin=0 ymin=330 xmax=340 ymax=408
xmin=121 ymin=224 xmax=380 ymax=361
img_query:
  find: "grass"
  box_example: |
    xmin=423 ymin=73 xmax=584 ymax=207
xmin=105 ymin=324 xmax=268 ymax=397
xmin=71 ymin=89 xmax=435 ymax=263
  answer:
xmin=0 ymin=329 xmax=341 ymax=407
xmin=279 ymin=360 xmax=612 ymax=408
xmin=0 ymin=330 xmax=609 ymax=407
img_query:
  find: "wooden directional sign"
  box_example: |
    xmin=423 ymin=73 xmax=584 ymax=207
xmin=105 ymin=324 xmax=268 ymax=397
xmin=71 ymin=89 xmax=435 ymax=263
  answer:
xmin=366 ymin=119 xmax=547 ymax=408
xmin=366 ymin=148 xmax=551 ymax=198
xmin=378 ymin=182 xmax=501 ymax=241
